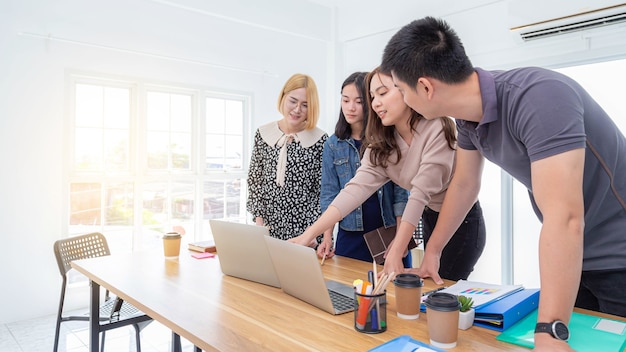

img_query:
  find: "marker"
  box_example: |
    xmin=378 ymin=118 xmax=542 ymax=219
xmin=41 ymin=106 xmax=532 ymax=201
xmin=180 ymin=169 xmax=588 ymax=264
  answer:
xmin=353 ymin=279 xmax=363 ymax=304
xmin=356 ymin=282 xmax=374 ymax=330
xmin=355 ymin=294 xmax=372 ymax=330
xmin=370 ymin=307 xmax=379 ymax=330
xmin=353 ymin=279 xmax=363 ymax=293
xmin=362 ymin=281 xmax=372 ymax=295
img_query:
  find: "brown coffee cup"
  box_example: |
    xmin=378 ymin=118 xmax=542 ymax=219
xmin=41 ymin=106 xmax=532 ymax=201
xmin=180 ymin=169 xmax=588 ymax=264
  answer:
xmin=163 ymin=232 xmax=182 ymax=259
xmin=424 ymin=292 xmax=460 ymax=349
xmin=393 ymin=273 xmax=423 ymax=319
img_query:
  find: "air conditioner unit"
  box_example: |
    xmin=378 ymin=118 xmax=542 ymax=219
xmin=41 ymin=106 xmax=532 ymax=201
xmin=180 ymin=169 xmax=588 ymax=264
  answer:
xmin=510 ymin=3 xmax=626 ymax=41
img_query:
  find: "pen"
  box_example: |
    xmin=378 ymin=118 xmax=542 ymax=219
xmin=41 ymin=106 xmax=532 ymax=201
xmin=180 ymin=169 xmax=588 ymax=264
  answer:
xmin=370 ymin=305 xmax=379 ymax=330
xmin=372 ymin=261 xmax=378 ymax=287
xmin=371 ymin=261 xmax=380 ymax=330
xmin=422 ymin=286 xmax=447 ymax=297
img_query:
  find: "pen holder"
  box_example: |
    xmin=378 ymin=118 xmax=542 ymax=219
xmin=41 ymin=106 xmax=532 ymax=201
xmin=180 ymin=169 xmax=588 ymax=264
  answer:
xmin=354 ymin=290 xmax=387 ymax=334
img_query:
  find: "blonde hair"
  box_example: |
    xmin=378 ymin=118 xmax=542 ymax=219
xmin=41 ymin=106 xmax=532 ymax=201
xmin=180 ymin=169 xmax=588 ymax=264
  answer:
xmin=277 ymin=73 xmax=320 ymax=130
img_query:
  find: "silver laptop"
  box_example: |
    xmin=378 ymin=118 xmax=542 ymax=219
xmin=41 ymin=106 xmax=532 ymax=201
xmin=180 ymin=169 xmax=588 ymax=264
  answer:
xmin=209 ymin=220 xmax=281 ymax=288
xmin=264 ymin=236 xmax=355 ymax=315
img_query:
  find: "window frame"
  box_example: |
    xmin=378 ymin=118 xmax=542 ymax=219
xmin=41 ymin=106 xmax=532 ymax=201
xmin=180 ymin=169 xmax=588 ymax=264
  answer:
xmin=64 ymin=72 xmax=252 ymax=252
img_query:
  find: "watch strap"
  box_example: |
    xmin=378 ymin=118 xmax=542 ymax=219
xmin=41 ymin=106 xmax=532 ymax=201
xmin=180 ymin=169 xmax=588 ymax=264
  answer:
xmin=535 ymin=322 xmax=553 ymax=335
xmin=535 ymin=320 xmax=569 ymax=341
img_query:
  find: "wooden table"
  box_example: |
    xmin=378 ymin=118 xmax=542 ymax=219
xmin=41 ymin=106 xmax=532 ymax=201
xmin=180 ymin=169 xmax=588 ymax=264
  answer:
xmin=71 ymin=251 xmax=536 ymax=351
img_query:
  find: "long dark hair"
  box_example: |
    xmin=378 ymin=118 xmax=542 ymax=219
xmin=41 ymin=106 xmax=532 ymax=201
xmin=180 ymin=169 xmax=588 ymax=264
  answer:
xmin=364 ymin=66 xmax=456 ymax=168
xmin=335 ymin=72 xmax=368 ymax=143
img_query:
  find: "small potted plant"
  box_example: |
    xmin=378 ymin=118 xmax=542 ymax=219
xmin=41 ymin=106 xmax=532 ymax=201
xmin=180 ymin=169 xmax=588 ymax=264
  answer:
xmin=458 ymin=295 xmax=475 ymax=330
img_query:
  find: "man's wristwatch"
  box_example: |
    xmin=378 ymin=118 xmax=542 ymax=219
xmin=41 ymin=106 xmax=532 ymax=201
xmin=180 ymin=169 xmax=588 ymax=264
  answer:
xmin=535 ymin=320 xmax=569 ymax=341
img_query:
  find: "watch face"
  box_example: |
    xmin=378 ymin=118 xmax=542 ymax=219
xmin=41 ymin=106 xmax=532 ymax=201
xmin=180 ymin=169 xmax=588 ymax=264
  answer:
xmin=553 ymin=321 xmax=570 ymax=341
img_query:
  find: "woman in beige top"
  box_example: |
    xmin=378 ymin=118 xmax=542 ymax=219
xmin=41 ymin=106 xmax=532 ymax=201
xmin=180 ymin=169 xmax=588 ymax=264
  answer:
xmin=290 ymin=67 xmax=485 ymax=280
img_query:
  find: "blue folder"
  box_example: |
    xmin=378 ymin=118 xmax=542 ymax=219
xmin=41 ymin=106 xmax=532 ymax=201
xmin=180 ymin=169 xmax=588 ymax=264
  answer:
xmin=497 ymin=309 xmax=626 ymax=351
xmin=473 ymin=288 xmax=540 ymax=332
xmin=368 ymin=335 xmax=446 ymax=352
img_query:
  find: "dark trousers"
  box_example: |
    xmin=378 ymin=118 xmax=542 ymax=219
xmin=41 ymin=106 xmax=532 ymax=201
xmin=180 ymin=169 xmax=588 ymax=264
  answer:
xmin=576 ymin=268 xmax=626 ymax=318
xmin=421 ymin=201 xmax=486 ymax=281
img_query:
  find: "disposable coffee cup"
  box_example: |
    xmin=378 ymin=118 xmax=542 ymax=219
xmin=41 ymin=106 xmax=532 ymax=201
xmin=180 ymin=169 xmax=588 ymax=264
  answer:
xmin=424 ymin=292 xmax=460 ymax=349
xmin=393 ymin=273 xmax=423 ymax=319
xmin=163 ymin=232 xmax=182 ymax=259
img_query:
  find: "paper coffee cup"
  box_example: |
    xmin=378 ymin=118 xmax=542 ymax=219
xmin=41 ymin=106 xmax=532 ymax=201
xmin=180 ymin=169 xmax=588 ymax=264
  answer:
xmin=424 ymin=292 xmax=460 ymax=349
xmin=163 ymin=232 xmax=182 ymax=259
xmin=393 ymin=273 xmax=423 ymax=319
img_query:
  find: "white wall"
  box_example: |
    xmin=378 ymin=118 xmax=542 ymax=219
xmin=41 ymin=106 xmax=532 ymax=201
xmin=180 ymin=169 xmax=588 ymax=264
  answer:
xmin=0 ymin=0 xmax=333 ymax=324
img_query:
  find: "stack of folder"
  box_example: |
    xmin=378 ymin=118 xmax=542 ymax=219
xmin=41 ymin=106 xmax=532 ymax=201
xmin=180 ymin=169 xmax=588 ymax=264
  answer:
xmin=474 ymin=288 xmax=540 ymax=331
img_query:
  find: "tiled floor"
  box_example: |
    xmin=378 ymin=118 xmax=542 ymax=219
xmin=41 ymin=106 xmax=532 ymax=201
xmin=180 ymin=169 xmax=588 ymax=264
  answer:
xmin=0 ymin=310 xmax=198 ymax=352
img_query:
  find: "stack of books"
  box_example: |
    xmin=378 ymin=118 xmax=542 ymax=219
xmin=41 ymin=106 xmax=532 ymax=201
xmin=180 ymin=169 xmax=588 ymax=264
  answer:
xmin=187 ymin=240 xmax=216 ymax=253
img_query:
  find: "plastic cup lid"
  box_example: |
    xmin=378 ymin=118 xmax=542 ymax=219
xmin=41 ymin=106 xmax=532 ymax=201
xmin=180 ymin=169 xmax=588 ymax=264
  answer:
xmin=163 ymin=232 xmax=181 ymax=238
xmin=424 ymin=292 xmax=460 ymax=312
xmin=393 ymin=273 xmax=423 ymax=288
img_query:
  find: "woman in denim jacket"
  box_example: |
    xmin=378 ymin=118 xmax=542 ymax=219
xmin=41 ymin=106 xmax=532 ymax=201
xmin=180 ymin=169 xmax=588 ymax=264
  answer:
xmin=318 ymin=72 xmax=412 ymax=266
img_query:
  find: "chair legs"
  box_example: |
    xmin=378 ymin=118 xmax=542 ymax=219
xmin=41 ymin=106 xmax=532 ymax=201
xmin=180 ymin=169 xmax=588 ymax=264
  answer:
xmin=57 ymin=319 xmax=149 ymax=352
xmin=53 ymin=316 xmax=63 ymax=352
xmin=100 ymin=331 xmax=106 ymax=352
xmin=54 ymin=282 xmax=68 ymax=352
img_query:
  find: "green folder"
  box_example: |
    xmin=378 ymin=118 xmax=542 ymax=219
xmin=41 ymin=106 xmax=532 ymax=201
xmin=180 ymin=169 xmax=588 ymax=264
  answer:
xmin=497 ymin=309 xmax=626 ymax=351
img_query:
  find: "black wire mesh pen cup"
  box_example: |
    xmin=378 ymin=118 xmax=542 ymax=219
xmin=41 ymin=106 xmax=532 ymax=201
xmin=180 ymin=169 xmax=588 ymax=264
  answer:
xmin=354 ymin=290 xmax=387 ymax=333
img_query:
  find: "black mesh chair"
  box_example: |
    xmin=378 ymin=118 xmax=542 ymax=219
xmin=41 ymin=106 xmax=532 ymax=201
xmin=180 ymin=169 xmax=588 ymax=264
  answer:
xmin=53 ymin=232 xmax=153 ymax=352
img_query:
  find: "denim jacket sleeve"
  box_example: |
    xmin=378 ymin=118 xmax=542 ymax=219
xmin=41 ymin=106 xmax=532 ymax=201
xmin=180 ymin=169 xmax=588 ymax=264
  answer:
xmin=392 ymin=182 xmax=409 ymax=217
xmin=320 ymin=137 xmax=341 ymax=214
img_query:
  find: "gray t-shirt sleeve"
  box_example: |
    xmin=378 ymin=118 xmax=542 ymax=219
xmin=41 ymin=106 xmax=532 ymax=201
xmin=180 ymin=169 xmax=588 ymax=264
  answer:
xmin=511 ymin=78 xmax=586 ymax=162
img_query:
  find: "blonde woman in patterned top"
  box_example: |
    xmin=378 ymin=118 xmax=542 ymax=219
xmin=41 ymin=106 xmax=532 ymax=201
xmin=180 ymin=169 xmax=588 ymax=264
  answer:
xmin=246 ymin=73 xmax=328 ymax=241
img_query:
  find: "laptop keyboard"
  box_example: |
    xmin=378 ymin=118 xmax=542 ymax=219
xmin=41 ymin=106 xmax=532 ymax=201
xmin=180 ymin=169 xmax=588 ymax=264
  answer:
xmin=328 ymin=289 xmax=355 ymax=312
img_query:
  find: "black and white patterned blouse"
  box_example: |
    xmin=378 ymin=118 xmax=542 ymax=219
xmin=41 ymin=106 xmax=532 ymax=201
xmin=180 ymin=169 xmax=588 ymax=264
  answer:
xmin=247 ymin=121 xmax=328 ymax=240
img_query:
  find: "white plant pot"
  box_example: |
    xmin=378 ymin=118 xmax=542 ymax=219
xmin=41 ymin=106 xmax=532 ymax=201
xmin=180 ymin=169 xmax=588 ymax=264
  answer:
xmin=458 ymin=308 xmax=475 ymax=330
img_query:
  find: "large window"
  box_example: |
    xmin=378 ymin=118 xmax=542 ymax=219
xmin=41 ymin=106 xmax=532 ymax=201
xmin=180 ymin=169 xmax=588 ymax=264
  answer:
xmin=67 ymin=75 xmax=250 ymax=253
xmin=510 ymin=58 xmax=626 ymax=288
xmin=469 ymin=58 xmax=626 ymax=286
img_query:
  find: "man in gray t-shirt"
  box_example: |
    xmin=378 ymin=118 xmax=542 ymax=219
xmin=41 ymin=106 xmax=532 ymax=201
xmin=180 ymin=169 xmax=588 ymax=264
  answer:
xmin=382 ymin=16 xmax=626 ymax=352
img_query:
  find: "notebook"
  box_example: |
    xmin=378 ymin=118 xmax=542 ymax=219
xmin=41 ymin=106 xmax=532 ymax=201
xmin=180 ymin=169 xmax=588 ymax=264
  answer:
xmin=497 ymin=309 xmax=626 ymax=351
xmin=208 ymin=220 xmax=281 ymax=288
xmin=264 ymin=236 xmax=356 ymax=315
xmin=363 ymin=225 xmax=417 ymax=265
xmin=439 ymin=280 xmax=524 ymax=308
